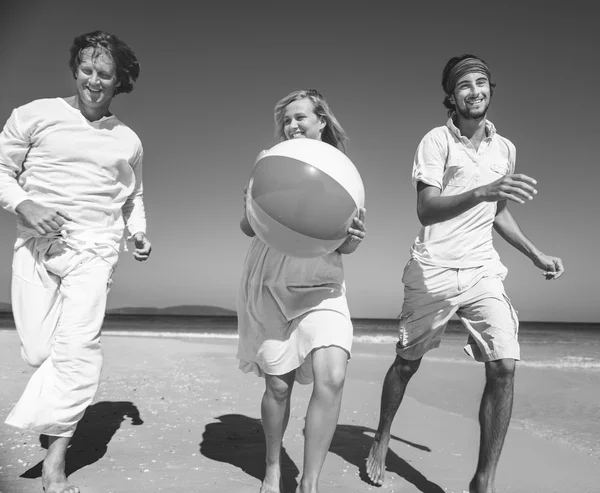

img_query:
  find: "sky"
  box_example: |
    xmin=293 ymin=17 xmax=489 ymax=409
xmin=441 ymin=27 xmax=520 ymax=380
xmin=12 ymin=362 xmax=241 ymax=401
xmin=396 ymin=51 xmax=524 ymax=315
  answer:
xmin=0 ymin=1 xmax=598 ymax=322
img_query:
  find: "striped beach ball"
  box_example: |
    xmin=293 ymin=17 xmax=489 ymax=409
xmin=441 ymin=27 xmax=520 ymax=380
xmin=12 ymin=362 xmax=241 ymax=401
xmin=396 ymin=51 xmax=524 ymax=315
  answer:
xmin=246 ymin=138 xmax=365 ymax=258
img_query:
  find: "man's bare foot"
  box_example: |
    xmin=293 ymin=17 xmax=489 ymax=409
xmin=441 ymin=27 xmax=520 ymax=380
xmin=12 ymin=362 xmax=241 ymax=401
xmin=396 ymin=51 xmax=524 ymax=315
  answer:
xmin=366 ymin=432 xmax=390 ymax=485
xmin=42 ymin=469 xmax=79 ymax=493
xmin=42 ymin=436 xmax=78 ymax=493
xmin=260 ymin=462 xmax=282 ymax=493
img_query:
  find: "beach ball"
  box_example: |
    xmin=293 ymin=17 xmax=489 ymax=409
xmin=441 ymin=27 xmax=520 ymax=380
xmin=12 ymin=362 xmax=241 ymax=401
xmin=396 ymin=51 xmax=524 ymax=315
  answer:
xmin=246 ymin=138 xmax=365 ymax=258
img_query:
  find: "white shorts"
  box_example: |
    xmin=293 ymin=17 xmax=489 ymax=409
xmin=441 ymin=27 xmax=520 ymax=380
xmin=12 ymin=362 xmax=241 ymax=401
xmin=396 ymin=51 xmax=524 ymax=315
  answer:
xmin=396 ymin=259 xmax=519 ymax=362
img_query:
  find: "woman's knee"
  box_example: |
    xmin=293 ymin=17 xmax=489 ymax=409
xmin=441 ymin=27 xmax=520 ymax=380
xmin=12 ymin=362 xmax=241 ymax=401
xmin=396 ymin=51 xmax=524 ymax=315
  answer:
xmin=314 ymin=361 xmax=348 ymax=394
xmin=265 ymin=374 xmax=293 ymax=402
xmin=319 ymin=370 xmax=347 ymax=394
xmin=312 ymin=347 xmax=349 ymax=392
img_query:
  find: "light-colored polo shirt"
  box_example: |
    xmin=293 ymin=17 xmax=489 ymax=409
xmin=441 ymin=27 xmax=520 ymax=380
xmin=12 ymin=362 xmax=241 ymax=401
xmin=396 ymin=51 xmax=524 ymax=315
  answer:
xmin=410 ymin=118 xmax=516 ymax=268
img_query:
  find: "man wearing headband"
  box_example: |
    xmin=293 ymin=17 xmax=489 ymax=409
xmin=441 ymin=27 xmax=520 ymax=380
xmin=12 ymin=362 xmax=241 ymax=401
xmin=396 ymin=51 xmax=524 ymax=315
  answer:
xmin=366 ymin=54 xmax=564 ymax=492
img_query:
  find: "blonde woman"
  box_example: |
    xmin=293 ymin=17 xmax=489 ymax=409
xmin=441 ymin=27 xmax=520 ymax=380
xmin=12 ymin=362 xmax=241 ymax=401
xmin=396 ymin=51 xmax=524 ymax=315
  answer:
xmin=237 ymin=89 xmax=366 ymax=493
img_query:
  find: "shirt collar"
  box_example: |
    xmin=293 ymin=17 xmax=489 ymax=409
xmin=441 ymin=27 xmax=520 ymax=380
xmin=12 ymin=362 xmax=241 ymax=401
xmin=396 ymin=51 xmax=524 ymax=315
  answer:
xmin=446 ymin=117 xmax=496 ymax=140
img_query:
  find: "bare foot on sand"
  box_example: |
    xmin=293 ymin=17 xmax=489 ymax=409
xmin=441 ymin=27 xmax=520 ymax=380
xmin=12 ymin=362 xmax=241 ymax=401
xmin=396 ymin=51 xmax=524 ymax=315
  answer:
xmin=366 ymin=432 xmax=390 ymax=485
xmin=468 ymin=474 xmax=497 ymax=493
xmin=260 ymin=462 xmax=283 ymax=493
xmin=295 ymin=481 xmax=318 ymax=493
xmin=42 ymin=470 xmax=79 ymax=493
xmin=42 ymin=436 xmax=78 ymax=493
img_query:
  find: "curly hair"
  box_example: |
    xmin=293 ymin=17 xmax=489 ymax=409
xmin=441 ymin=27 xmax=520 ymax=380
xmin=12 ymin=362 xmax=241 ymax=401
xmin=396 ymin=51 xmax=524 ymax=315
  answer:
xmin=68 ymin=30 xmax=140 ymax=95
xmin=274 ymin=89 xmax=348 ymax=152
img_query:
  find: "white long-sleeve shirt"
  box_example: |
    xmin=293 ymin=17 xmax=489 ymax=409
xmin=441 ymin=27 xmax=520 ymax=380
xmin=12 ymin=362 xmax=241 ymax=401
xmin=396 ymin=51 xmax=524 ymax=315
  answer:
xmin=0 ymin=97 xmax=146 ymax=252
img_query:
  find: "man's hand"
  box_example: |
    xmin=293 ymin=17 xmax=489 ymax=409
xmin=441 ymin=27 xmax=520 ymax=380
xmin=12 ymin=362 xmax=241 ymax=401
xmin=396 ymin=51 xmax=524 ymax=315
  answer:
xmin=15 ymin=200 xmax=72 ymax=235
xmin=532 ymin=253 xmax=564 ymax=280
xmin=477 ymin=174 xmax=538 ymax=204
xmin=132 ymin=232 xmax=152 ymax=261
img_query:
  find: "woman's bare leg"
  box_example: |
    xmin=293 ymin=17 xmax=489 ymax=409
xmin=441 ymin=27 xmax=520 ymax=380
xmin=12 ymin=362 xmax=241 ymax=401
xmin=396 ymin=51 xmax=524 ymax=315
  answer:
xmin=261 ymin=371 xmax=296 ymax=493
xmin=297 ymin=346 xmax=348 ymax=493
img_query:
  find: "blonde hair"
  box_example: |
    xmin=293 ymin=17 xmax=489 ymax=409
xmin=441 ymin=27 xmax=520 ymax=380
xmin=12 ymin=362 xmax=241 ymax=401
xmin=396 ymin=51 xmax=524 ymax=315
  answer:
xmin=274 ymin=89 xmax=348 ymax=152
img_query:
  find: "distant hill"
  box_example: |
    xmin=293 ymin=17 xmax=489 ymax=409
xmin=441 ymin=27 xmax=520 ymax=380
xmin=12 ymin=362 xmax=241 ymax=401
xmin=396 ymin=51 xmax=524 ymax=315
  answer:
xmin=0 ymin=302 xmax=235 ymax=316
xmin=106 ymin=305 xmax=236 ymax=316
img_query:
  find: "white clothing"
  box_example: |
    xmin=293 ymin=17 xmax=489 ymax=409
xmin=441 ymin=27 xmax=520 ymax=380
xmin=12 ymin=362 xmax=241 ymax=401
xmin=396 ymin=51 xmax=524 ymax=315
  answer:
xmin=5 ymin=238 xmax=117 ymax=437
xmin=398 ymin=118 xmax=520 ymax=363
xmin=0 ymin=98 xmax=145 ymax=436
xmin=0 ymin=98 xmax=146 ymax=254
xmin=396 ymin=258 xmax=519 ymax=362
xmin=410 ymin=118 xmax=516 ymax=268
xmin=236 ymin=237 xmax=353 ymax=384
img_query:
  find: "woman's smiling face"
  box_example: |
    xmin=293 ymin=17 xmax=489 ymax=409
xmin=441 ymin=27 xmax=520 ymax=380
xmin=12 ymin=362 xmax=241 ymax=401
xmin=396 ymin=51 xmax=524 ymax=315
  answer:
xmin=282 ymin=98 xmax=325 ymax=141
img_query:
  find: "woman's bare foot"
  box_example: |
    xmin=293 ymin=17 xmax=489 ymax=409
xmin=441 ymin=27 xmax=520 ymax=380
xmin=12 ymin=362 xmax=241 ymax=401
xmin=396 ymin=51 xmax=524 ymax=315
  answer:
xmin=260 ymin=461 xmax=283 ymax=493
xmin=295 ymin=478 xmax=318 ymax=493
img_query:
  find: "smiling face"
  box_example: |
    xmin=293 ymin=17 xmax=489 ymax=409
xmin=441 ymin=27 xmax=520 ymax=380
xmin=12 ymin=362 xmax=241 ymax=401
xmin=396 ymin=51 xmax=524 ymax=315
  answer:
xmin=282 ymin=98 xmax=326 ymax=141
xmin=450 ymin=71 xmax=491 ymax=120
xmin=74 ymin=47 xmax=120 ymax=114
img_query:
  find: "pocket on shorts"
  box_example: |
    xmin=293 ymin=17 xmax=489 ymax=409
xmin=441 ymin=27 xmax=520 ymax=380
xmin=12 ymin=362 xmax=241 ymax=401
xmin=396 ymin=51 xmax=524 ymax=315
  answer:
xmin=485 ymin=260 xmax=508 ymax=281
xmin=502 ymin=292 xmax=519 ymax=337
xmin=397 ymin=304 xmax=414 ymax=347
xmin=401 ymin=259 xmax=414 ymax=284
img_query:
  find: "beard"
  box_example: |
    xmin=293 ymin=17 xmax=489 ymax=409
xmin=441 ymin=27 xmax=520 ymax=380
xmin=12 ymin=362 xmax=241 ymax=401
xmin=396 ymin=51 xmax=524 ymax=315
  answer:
xmin=456 ymin=98 xmax=490 ymax=120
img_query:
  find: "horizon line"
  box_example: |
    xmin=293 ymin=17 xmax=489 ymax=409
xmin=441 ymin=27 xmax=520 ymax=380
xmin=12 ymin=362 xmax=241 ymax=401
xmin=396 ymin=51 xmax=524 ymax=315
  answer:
xmin=0 ymin=311 xmax=597 ymax=326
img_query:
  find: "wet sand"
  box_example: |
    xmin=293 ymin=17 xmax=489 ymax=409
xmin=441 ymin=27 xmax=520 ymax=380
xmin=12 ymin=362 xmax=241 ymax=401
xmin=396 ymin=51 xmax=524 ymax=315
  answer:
xmin=0 ymin=331 xmax=598 ymax=493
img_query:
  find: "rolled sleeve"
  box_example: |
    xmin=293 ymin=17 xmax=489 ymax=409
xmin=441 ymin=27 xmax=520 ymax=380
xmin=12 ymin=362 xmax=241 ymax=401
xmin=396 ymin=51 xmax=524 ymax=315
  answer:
xmin=508 ymin=141 xmax=516 ymax=174
xmin=412 ymin=129 xmax=448 ymax=190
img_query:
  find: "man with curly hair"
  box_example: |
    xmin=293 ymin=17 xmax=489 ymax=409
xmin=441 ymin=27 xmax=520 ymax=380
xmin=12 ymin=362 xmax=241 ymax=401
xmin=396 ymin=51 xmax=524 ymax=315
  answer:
xmin=0 ymin=31 xmax=151 ymax=493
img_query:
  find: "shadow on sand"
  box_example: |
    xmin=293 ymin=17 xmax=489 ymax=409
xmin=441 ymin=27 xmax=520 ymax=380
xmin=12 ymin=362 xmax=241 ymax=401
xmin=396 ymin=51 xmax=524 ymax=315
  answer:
xmin=20 ymin=401 xmax=143 ymax=479
xmin=199 ymin=414 xmax=444 ymax=493
xmin=199 ymin=414 xmax=300 ymax=492
xmin=330 ymin=424 xmax=445 ymax=493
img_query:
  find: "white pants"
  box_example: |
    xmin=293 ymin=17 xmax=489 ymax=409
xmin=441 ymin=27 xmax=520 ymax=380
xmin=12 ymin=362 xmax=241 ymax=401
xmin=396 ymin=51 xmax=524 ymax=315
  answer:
xmin=5 ymin=237 xmax=118 ymax=437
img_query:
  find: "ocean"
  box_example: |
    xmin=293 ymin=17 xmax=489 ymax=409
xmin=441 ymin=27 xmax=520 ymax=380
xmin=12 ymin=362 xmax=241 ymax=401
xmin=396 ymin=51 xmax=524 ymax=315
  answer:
xmin=1 ymin=313 xmax=598 ymax=459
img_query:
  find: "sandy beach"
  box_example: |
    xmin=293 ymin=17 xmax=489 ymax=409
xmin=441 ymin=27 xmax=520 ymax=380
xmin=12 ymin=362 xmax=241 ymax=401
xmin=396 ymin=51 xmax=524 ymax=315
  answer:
xmin=1 ymin=330 xmax=598 ymax=493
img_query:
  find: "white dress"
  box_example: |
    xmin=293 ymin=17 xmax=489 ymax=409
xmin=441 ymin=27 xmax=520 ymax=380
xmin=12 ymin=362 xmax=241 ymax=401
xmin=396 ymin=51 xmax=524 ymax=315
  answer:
xmin=236 ymin=237 xmax=353 ymax=384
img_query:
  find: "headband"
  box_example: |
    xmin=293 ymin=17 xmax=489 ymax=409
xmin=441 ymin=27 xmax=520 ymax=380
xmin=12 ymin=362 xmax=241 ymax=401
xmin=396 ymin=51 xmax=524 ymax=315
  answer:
xmin=444 ymin=58 xmax=491 ymax=95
